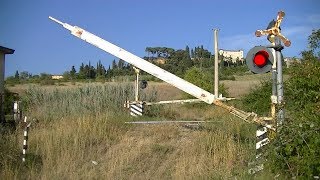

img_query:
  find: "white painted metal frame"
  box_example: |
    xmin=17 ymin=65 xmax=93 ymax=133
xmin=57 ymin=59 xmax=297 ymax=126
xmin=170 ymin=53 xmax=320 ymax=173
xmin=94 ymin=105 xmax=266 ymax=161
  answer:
xmin=49 ymin=16 xmax=275 ymax=130
xmin=49 ymin=16 xmax=216 ymax=104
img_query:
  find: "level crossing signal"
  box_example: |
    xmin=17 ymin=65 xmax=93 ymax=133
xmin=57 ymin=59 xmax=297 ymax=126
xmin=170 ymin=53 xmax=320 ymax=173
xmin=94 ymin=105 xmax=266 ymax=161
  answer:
xmin=140 ymin=80 xmax=148 ymax=89
xmin=246 ymin=46 xmax=274 ymax=74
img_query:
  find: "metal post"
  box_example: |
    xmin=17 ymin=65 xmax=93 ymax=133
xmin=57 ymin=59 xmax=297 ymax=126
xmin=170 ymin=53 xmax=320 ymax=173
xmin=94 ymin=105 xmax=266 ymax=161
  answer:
xmin=270 ymin=46 xmax=277 ymax=120
xmin=275 ymin=37 xmax=284 ymax=126
xmin=271 ymin=69 xmax=277 ymax=118
xmin=214 ymin=29 xmax=219 ymax=98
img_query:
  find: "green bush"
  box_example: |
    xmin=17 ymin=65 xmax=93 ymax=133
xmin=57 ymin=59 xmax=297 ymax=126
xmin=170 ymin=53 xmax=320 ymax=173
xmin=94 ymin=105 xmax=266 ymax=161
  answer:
xmin=240 ymin=29 xmax=320 ymax=178
xmin=240 ymin=59 xmax=320 ymax=178
xmin=184 ymin=67 xmax=229 ymax=97
xmin=220 ymin=66 xmax=250 ymax=77
xmin=269 ymin=57 xmax=320 ymax=178
xmin=3 ymin=88 xmax=20 ymax=116
xmin=240 ymin=81 xmax=272 ymax=116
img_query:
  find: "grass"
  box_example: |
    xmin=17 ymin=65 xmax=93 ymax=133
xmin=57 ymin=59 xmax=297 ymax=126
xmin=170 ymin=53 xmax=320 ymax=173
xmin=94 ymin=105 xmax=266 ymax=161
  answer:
xmin=1 ymin=79 xmax=267 ymax=179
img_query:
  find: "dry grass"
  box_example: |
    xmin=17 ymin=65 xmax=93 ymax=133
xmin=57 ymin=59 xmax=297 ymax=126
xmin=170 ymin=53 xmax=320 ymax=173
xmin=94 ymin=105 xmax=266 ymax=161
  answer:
xmin=88 ymin=123 xmax=252 ymax=179
xmin=223 ymin=80 xmax=261 ymax=97
xmin=1 ymin=77 xmax=264 ymax=179
xmin=145 ymin=82 xmax=184 ymax=101
xmin=1 ymin=115 xmax=254 ymax=179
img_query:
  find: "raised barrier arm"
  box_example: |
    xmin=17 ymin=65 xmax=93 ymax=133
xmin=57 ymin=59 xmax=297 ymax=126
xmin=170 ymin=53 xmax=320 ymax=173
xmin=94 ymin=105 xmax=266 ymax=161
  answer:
xmin=49 ymin=16 xmax=274 ymax=130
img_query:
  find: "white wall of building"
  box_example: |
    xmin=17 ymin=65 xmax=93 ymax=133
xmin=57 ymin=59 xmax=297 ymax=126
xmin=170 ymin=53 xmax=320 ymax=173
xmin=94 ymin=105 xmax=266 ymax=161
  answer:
xmin=219 ymin=49 xmax=244 ymax=62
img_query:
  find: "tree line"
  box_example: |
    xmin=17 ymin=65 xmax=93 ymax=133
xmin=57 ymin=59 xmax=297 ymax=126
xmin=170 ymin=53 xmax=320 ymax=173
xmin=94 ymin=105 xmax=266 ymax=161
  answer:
xmin=6 ymin=45 xmax=247 ymax=84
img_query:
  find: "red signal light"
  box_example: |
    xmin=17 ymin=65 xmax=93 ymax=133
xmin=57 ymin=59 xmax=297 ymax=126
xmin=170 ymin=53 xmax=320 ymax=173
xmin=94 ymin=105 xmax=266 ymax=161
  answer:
xmin=253 ymin=50 xmax=269 ymax=67
xmin=246 ymin=46 xmax=274 ymax=74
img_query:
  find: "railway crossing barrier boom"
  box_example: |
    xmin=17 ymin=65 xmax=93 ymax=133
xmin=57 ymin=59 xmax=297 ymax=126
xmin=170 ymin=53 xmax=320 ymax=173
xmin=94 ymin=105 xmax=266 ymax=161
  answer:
xmin=49 ymin=16 xmax=274 ymax=129
xmin=49 ymin=11 xmax=290 ymax=173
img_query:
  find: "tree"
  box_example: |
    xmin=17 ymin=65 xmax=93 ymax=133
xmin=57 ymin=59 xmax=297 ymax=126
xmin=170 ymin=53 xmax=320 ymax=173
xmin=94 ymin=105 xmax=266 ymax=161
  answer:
xmin=112 ymin=59 xmax=117 ymax=69
xmin=96 ymin=60 xmax=106 ymax=79
xmin=185 ymin=46 xmax=191 ymax=60
xmin=308 ymin=29 xmax=320 ymax=57
xmin=20 ymin=71 xmax=30 ymax=80
xmin=14 ymin=70 xmax=19 ymax=79
xmin=118 ymin=59 xmax=125 ymax=69
xmin=78 ymin=63 xmax=86 ymax=79
xmin=70 ymin=66 xmax=76 ymax=79
xmin=84 ymin=64 xmax=90 ymax=78
xmin=63 ymin=71 xmax=71 ymax=80
xmin=191 ymin=49 xmax=195 ymax=59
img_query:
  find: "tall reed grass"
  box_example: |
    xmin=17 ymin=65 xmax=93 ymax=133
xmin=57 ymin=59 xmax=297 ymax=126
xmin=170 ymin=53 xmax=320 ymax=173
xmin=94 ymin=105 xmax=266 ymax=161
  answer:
xmin=0 ymin=82 xmax=260 ymax=179
xmin=23 ymin=83 xmax=157 ymax=120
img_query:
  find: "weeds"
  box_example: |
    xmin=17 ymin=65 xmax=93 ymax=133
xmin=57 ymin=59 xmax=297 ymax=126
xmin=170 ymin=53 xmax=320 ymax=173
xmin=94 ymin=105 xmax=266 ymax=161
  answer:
xmin=1 ymin=82 xmax=258 ymax=179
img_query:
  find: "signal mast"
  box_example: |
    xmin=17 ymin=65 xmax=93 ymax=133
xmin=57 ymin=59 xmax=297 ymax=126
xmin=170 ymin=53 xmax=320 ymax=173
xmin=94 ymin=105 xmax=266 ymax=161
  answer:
xmin=247 ymin=10 xmax=290 ymax=127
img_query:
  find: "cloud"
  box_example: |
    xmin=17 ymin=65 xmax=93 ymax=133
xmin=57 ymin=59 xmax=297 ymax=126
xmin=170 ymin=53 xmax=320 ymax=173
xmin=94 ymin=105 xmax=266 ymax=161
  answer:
xmin=220 ymin=33 xmax=266 ymax=53
xmin=288 ymin=13 xmax=320 ymax=26
xmin=220 ymin=25 xmax=314 ymax=54
xmin=307 ymin=14 xmax=320 ymax=24
xmin=283 ymin=26 xmax=313 ymax=37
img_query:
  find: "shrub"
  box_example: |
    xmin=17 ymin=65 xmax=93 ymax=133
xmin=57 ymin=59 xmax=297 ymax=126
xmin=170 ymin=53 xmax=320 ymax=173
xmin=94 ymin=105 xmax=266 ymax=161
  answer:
xmin=184 ymin=67 xmax=229 ymax=97
xmin=239 ymin=31 xmax=320 ymax=177
xmin=3 ymin=88 xmax=20 ymax=116
xmin=269 ymin=57 xmax=320 ymax=178
xmin=240 ymin=81 xmax=272 ymax=116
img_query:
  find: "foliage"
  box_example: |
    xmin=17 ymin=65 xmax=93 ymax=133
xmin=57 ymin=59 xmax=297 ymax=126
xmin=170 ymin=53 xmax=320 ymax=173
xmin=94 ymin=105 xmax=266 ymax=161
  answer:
xmin=220 ymin=66 xmax=249 ymax=76
xmin=3 ymin=88 xmax=20 ymax=115
xmin=145 ymin=47 xmax=175 ymax=58
xmin=240 ymin=81 xmax=272 ymax=116
xmin=308 ymin=29 xmax=320 ymax=57
xmin=7 ymin=44 xmax=249 ymax=86
xmin=269 ymin=55 xmax=320 ymax=178
xmin=184 ymin=67 xmax=229 ymax=97
xmin=240 ymin=29 xmax=320 ymax=178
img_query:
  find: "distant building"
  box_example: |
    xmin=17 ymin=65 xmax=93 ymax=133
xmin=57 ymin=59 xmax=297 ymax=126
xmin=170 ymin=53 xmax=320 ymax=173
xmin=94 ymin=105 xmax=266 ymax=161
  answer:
xmin=219 ymin=49 xmax=244 ymax=63
xmin=51 ymin=75 xmax=64 ymax=80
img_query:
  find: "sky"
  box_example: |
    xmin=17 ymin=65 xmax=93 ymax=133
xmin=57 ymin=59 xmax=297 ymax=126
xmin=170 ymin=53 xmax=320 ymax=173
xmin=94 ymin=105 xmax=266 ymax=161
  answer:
xmin=1 ymin=0 xmax=319 ymax=77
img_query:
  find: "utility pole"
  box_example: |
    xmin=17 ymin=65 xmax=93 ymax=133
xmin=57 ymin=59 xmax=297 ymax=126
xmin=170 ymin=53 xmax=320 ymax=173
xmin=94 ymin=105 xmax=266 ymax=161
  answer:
xmin=214 ymin=29 xmax=219 ymax=98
